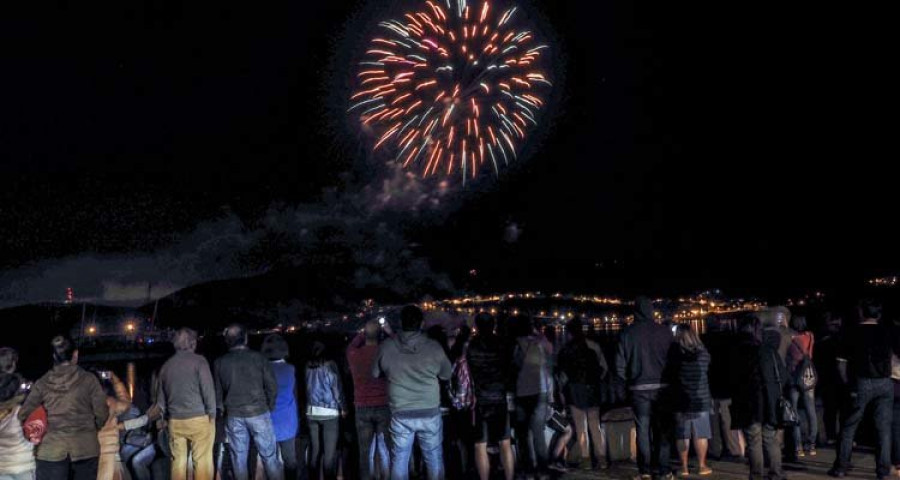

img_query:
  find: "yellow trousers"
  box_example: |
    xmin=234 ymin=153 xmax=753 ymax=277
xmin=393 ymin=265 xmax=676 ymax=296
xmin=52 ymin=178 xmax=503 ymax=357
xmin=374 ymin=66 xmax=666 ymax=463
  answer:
xmin=169 ymin=416 xmax=215 ymax=480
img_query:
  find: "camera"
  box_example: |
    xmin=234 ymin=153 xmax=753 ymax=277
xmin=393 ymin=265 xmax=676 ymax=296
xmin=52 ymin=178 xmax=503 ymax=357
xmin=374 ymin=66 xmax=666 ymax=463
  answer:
xmin=99 ymin=371 xmax=111 ymax=380
xmin=20 ymin=382 xmax=32 ymax=391
xmin=378 ymin=317 xmax=386 ymax=326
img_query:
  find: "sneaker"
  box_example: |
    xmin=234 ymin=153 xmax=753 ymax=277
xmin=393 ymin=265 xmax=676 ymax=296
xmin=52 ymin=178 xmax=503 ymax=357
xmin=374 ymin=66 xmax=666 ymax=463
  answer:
xmin=807 ymin=447 xmax=817 ymax=457
xmin=828 ymin=468 xmax=847 ymax=478
xmin=548 ymin=462 xmax=567 ymax=474
xmin=698 ymin=467 xmax=713 ymax=476
xmin=678 ymin=470 xmax=690 ymax=478
xmin=797 ymin=449 xmax=806 ymax=458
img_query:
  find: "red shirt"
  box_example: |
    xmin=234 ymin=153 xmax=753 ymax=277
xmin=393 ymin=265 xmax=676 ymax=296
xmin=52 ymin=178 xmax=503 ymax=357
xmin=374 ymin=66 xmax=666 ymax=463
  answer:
xmin=788 ymin=331 xmax=814 ymax=374
xmin=347 ymin=334 xmax=389 ymax=408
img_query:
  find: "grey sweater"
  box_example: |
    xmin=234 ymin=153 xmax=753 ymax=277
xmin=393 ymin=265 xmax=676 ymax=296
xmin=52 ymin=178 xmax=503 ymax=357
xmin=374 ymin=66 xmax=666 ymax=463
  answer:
xmin=373 ymin=331 xmax=451 ymax=417
xmin=157 ymin=351 xmax=217 ymax=420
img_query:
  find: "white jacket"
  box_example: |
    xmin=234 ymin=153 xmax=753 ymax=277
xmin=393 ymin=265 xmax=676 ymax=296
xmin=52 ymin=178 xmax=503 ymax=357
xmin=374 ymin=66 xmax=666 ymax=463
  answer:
xmin=0 ymin=405 xmax=36 ymax=475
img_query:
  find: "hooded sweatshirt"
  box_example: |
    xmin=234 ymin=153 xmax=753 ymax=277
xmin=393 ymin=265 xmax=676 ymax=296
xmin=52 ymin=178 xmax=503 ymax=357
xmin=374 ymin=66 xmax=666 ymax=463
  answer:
xmin=1 ymin=398 xmax=35 ymax=475
xmin=18 ymin=364 xmax=109 ymax=461
xmin=616 ymin=297 xmax=675 ymax=390
xmin=373 ymin=331 xmax=452 ymax=418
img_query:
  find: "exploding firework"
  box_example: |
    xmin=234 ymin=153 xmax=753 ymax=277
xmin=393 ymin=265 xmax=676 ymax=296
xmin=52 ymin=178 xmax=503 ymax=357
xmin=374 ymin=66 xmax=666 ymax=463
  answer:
xmin=349 ymin=0 xmax=552 ymax=182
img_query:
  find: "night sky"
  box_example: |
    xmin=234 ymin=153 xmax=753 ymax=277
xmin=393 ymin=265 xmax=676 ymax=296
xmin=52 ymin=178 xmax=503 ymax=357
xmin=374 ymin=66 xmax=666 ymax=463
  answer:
xmin=0 ymin=0 xmax=893 ymax=306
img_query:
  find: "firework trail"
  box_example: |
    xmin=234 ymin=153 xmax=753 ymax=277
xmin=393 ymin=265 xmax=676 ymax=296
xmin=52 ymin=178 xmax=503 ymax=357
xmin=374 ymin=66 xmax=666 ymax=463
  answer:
xmin=349 ymin=0 xmax=552 ymax=183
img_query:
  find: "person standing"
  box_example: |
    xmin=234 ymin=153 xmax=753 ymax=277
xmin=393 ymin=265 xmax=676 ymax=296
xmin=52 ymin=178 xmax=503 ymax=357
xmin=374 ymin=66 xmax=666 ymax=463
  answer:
xmin=467 ymin=314 xmax=515 ymax=480
xmin=829 ymin=300 xmax=896 ymax=479
xmin=262 ymin=334 xmax=299 ymax=480
xmin=373 ymin=306 xmax=451 ymax=480
xmin=556 ymin=317 xmax=608 ymax=471
xmin=303 ymin=342 xmax=344 ymax=480
xmin=347 ymin=320 xmax=392 ymax=480
xmin=616 ymin=297 xmax=675 ymax=480
xmin=157 ymin=328 xmax=217 ymax=480
xmin=18 ymin=336 xmax=109 ymax=480
xmin=731 ymin=314 xmax=786 ymax=480
xmin=669 ymin=325 xmax=713 ymax=477
xmin=512 ymin=316 xmax=555 ymax=479
xmin=0 ymin=372 xmax=35 ymax=480
xmin=786 ymin=315 xmax=817 ymax=458
xmin=706 ymin=328 xmax=744 ymax=461
xmin=215 ymin=324 xmax=283 ymax=480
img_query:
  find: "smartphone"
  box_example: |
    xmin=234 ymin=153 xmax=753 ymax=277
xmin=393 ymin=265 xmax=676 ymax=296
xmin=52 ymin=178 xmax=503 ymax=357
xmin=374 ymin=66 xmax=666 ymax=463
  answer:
xmin=378 ymin=317 xmax=386 ymax=326
xmin=99 ymin=371 xmax=111 ymax=380
xmin=670 ymin=324 xmax=678 ymax=336
xmin=20 ymin=382 xmax=32 ymax=391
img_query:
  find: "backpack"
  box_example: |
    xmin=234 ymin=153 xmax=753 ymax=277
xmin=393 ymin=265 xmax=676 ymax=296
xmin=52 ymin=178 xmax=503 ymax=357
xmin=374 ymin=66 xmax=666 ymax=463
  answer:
xmin=448 ymin=354 xmax=475 ymax=410
xmin=791 ymin=335 xmax=817 ymax=391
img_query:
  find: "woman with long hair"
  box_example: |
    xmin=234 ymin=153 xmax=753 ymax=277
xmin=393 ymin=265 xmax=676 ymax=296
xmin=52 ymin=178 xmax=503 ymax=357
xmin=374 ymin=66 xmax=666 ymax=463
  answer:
xmin=669 ymin=325 xmax=712 ymax=477
xmin=304 ymin=341 xmax=344 ymax=480
xmin=556 ymin=317 xmax=608 ymax=470
xmin=786 ymin=315 xmax=817 ymax=458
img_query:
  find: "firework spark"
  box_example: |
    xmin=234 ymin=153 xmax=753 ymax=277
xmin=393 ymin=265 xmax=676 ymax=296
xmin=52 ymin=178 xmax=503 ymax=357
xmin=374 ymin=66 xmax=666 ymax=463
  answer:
xmin=350 ymin=0 xmax=552 ymax=183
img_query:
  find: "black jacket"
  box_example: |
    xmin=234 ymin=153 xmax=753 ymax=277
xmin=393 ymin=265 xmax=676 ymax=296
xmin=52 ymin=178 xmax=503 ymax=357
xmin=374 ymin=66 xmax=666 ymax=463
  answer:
xmin=667 ymin=348 xmax=711 ymax=413
xmin=214 ymin=347 xmax=278 ymax=418
xmin=466 ymin=334 xmax=512 ymax=406
xmin=616 ymin=298 xmax=674 ymax=389
xmin=730 ymin=335 xmax=786 ymax=429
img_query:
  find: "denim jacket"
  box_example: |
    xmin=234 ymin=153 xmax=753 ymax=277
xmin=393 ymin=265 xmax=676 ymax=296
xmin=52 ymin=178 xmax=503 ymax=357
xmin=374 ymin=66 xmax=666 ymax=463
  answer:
xmin=305 ymin=361 xmax=344 ymax=416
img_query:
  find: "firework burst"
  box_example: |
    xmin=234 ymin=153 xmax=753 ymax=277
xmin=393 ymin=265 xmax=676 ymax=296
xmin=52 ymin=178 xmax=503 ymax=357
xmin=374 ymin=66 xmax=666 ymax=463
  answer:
xmin=349 ymin=0 xmax=552 ymax=183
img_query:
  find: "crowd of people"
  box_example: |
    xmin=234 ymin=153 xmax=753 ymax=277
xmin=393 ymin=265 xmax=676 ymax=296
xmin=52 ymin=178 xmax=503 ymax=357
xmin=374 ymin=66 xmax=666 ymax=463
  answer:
xmin=1 ymin=298 xmax=900 ymax=480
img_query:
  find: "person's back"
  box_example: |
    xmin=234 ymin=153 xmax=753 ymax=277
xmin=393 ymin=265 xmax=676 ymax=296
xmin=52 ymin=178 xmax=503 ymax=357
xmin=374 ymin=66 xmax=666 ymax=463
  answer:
xmin=305 ymin=359 xmax=343 ymax=416
xmin=831 ymin=300 xmax=896 ymax=479
xmin=376 ymin=330 xmax=450 ymax=413
xmin=17 ymin=336 xmax=108 ymax=480
xmin=347 ymin=321 xmax=392 ymax=480
xmin=558 ymin=337 xmax=606 ymax=387
xmin=159 ymin=328 xmax=216 ymax=480
xmin=616 ymin=299 xmax=674 ymax=390
xmin=347 ymin=325 xmax=389 ymax=409
xmin=513 ymin=331 xmax=553 ymax=398
xmin=215 ymin=349 xmax=277 ymax=418
xmin=467 ymin=331 xmax=511 ymax=406
xmin=373 ymin=306 xmax=451 ymax=480
xmin=215 ymin=325 xmax=282 ymax=480
xmin=1 ymin=372 xmax=35 ymax=478
xmin=615 ymin=297 xmax=675 ymax=479
xmin=671 ymin=346 xmax=711 ymax=414
xmin=158 ymin=350 xmax=216 ymax=421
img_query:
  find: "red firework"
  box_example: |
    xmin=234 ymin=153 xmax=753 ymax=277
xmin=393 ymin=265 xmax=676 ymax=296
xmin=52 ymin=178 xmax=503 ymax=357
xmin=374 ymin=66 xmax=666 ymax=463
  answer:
xmin=349 ymin=0 xmax=552 ymax=182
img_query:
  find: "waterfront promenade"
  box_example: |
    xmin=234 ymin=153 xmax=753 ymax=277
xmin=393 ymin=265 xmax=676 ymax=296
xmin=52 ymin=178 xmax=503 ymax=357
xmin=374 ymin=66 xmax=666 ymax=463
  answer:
xmin=559 ymin=446 xmax=882 ymax=479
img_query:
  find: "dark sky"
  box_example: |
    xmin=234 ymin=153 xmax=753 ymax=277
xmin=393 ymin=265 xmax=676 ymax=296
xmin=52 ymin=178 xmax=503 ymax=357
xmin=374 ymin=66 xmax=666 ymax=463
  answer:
xmin=0 ymin=0 xmax=894 ymax=303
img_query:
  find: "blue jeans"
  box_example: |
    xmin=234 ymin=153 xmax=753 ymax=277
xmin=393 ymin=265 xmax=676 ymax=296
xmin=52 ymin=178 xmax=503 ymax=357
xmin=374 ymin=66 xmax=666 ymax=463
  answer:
xmin=356 ymin=406 xmax=392 ymax=480
xmin=389 ymin=414 xmax=444 ymax=480
xmin=514 ymin=394 xmax=550 ymax=474
xmin=834 ymin=377 xmax=893 ymax=478
xmin=121 ymin=444 xmax=157 ymax=480
xmin=226 ymin=413 xmax=285 ymax=480
xmin=631 ymin=388 xmax=673 ymax=476
xmin=788 ymin=387 xmax=817 ymax=451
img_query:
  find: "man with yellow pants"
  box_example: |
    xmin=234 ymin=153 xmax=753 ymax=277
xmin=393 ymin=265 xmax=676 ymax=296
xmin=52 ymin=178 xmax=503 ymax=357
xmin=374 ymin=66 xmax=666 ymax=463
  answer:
xmin=157 ymin=328 xmax=217 ymax=480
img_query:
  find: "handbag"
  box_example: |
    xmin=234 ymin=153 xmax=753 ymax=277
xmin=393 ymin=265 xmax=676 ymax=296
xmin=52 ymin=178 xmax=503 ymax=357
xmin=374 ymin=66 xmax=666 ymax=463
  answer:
xmin=546 ymin=405 xmax=569 ymax=433
xmin=772 ymin=351 xmax=799 ymax=427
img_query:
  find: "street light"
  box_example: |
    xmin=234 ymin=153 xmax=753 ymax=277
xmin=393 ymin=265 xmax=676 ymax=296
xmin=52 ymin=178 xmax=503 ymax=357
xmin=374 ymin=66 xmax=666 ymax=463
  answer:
xmin=125 ymin=322 xmax=135 ymax=333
